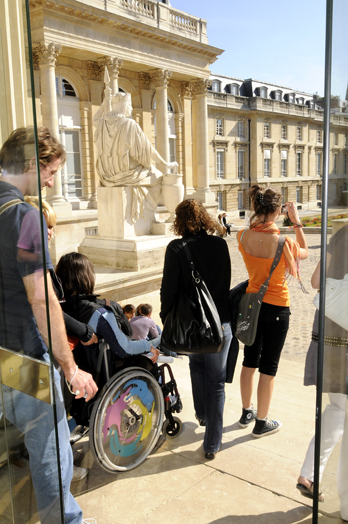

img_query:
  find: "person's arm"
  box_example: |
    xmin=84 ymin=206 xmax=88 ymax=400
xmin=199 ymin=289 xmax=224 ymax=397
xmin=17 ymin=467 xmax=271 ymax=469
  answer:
xmin=311 ymin=253 xmax=332 ymax=289
xmin=285 ymin=201 xmax=309 ymax=260
xmin=148 ymin=319 xmax=159 ymax=339
xmin=23 ymin=270 xmax=98 ymax=401
xmin=62 ymin=311 xmax=97 ymax=345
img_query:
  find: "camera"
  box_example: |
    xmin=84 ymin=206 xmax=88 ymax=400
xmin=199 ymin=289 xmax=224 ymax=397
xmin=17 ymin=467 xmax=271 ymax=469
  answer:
xmin=281 ymin=205 xmax=288 ymax=215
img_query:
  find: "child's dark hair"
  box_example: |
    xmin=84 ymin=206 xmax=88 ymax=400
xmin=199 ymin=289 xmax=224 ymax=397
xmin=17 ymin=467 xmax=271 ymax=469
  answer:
xmin=139 ymin=303 xmax=152 ymax=316
xmin=249 ymin=184 xmax=282 ymax=223
xmin=122 ymin=304 xmax=135 ymax=315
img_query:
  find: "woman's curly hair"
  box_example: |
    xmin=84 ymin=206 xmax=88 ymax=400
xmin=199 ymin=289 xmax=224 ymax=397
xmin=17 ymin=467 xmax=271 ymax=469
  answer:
xmin=249 ymin=184 xmax=282 ymax=223
xmin=172 ymin=199 xmax=217 ymax=237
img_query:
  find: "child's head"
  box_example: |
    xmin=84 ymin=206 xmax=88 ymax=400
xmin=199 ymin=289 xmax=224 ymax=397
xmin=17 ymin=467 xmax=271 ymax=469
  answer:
xmin=56 ymin=252 xmax=95 ymax=298
xmin=25 ymin=196 xmax=57 ymax=242
xmin=139 ymin=303 xmax=153 ymax=317
xmin=122 ymin=304 xmax=135 ymax=320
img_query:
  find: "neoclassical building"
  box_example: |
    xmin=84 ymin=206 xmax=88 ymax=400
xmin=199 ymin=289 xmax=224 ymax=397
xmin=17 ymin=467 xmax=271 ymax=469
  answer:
xmin=207 ymin=74 xmax=348 ymax=218
xmin=28 ymin=0 xmax=223 ymax=211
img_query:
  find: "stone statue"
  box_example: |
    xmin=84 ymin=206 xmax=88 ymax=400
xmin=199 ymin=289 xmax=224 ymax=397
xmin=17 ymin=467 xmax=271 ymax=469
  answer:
xmin=94 ymin=68 xmax=179 ymax=224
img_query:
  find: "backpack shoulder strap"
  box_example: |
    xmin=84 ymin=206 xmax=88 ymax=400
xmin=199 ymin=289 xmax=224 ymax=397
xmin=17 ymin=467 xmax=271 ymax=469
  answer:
xmin=0 ymin=198 xmax=23 ymax=217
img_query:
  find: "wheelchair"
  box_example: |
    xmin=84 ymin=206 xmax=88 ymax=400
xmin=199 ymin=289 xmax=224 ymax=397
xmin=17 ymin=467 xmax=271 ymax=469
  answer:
xmin=69 ymin=341 xmax=183 ymax=473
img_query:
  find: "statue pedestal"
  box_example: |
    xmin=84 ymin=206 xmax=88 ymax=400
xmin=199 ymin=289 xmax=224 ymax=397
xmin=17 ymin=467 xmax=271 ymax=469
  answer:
xmin=79 ymin=186 xmax=174 ymax=270
xmin=97 ymin=186 xmax=153 ymax=239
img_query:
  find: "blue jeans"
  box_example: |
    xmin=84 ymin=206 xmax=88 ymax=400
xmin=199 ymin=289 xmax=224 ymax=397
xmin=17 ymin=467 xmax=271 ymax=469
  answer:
xmin=1 ymin=355 xmax=82 ymax=524
xmin=189 ymin=322 xmax=232 ymax=453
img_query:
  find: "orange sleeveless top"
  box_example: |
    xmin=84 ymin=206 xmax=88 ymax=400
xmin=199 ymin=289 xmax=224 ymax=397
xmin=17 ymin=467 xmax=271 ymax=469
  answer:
xmin=238 ymin=230 xmax=290 ymax=307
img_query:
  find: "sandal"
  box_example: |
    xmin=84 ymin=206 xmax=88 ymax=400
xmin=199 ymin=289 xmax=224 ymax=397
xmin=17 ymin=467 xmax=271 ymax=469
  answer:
xmin=296 ymin=481 xmax=324 ymax=503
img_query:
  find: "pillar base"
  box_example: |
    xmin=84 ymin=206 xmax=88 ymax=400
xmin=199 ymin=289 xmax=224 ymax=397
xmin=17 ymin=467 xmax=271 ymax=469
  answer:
xmin=45 ymin=198 xmax=72 ymax=217
xmin=79 ymin=234 xmax=172 ymax=271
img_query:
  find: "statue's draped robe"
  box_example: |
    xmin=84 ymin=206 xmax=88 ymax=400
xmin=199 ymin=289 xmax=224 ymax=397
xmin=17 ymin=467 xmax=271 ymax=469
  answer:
xmin=94 ymin=112 xmax=162 ymax=223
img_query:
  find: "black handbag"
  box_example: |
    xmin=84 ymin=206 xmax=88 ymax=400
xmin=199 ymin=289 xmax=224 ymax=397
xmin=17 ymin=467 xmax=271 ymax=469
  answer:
xmin=161 ymin=241 xmax=224 ymax=355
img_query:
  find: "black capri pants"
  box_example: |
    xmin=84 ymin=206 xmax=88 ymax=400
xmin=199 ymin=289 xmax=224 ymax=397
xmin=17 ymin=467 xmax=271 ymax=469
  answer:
xmin=242 ymin=302 xmax=290 ymax=376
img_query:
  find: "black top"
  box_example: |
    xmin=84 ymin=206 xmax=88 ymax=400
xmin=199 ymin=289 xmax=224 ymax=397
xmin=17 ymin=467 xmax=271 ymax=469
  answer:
xmin=160 ymin=230 xmax=231 ymax=324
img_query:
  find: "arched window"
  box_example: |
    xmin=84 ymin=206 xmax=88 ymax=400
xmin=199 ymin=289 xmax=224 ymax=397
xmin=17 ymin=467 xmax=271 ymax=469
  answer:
xmin=153 ymin=97 xmax=176 ymax=170
xmin=56 ymin=75 xmax=82 ymax=201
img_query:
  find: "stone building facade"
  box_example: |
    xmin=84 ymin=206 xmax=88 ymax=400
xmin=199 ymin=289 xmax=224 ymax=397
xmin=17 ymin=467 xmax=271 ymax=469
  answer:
xmin=208 ymin=74 xmax=348 ymax=218
xmin=27 ymin=0 xmax=223 ymax=219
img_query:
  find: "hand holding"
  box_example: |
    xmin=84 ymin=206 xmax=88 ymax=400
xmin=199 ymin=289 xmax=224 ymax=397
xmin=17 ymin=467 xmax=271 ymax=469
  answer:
xmin=81 ymin=333 xmax=98 ymax=346
xmin=285 ymin=202 xmax=301 ymax=225
xmin=150 ymin=347 xmax=160 ymax=363
xmin=167 ymin=161 xmax=179 ymax=174
xmin=67 ymin=367 xmax=98 ymax=401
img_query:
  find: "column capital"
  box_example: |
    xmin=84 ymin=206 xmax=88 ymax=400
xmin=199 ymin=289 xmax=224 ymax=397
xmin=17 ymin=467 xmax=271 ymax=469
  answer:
xmin=139 ymin=72 xmax=152 ymax=90
xmin=180 ymin=82 xmax=193 ymax=99
xmin=150 ymin=69 xmax=172 ymax=88
xmin=87 ymin=60 xmax=102 ymax=80
xmin=33 ymin=42 xmax=61 ymax=67
xmin=192 ymin=78 xmax=212 ymax=96
xmin=98 ymin=57 xmax=123 ymax=79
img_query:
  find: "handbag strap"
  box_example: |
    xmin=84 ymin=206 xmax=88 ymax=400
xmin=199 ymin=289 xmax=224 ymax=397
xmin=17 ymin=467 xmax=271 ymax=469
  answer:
xmin=182 ymin=241 xmax=201 ymax=282
xmin=256 ymin=236 xmax=286 ymax=302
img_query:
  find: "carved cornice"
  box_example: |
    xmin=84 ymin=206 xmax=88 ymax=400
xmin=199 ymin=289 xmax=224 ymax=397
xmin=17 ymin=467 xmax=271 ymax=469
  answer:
xmin=139 ymin=72 xmax=152 ymax=90
xmin=295 ymin=145 xmax=305 ymax=152
xmin=150 ymin=69 xmax=172 ymax=88
xmin=212 ymin=139 xmax=229 ymax=152
xmin=181 ymin=82 xmax=193 ymax=99
xmin=29 ymin=0 xmax=219 ymax=61
xmin=87 ymin=61 xmax=102 ymax=80
xmin=98 ymin=57 xmax=123 ymax=78
xmin=192 ymin=78 xmax=211 ymax=95
xmin=260 ymin=141 xmax=275 ymax=152
xmin=32 ymin=42 xmax=61 ymax=67
xmin=278 ymin=143 xmax=291 ymax=151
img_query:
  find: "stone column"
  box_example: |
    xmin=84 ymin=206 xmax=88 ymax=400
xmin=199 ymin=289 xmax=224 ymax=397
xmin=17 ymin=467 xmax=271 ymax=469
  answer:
xmin=151 ymin=69 xmax=172 ymax=173
xmin=87 ymin=61 xmax=103 ymax=205
xmin=192 ymin=79 xmax=215 ymax=203
xmin=33 ymin=43 xmax=71 ymax=214
xmin=139 ymin=72 xmax=152 ymax=139
xmin=98 ymin=57 xmax=123 ymax=96
xmin=181 ymin=82 xmax=194 ymax=195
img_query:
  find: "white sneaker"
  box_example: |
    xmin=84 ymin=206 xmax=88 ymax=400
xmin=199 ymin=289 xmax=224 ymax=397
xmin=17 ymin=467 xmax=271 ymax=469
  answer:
xmin=72 ymin=465 xmax=89 ymax=482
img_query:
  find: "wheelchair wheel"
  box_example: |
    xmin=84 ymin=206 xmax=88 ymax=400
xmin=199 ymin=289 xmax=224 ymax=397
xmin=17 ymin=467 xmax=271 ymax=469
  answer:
xmin=163 ymin=416 xmax=182 ymax=438
xmin=89 ymin=366 xmax=164 ymax=472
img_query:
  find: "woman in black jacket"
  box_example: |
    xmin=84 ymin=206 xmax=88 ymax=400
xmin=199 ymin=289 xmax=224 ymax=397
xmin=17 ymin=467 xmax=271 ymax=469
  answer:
xmin=160 ymin=199 xmax=232 ymax=460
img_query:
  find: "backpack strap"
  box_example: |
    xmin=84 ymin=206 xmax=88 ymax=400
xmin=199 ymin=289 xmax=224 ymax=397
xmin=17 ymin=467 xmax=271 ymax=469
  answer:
xmin=0 ymin=198 xmax=23 ymax=217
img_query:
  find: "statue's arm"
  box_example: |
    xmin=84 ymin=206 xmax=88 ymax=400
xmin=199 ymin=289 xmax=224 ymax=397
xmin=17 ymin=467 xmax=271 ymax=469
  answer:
xmin=151 ymin=147 xmax=178 ymax=174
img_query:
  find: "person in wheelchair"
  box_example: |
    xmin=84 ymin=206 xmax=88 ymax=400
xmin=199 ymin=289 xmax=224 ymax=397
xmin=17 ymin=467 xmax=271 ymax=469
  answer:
xmin=56 ymin=254 xmax=183 ymax=474
xmin=55 ymin=252 xmax=160 ymax=381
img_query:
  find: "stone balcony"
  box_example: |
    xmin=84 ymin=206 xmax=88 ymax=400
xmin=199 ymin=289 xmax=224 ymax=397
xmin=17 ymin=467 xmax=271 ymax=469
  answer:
xmin=75 ymin=0 xmax=208 ymax=43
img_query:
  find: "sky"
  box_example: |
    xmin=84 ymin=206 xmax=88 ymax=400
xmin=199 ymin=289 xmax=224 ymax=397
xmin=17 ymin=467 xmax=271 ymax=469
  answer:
xmin=171 ymin=0 xmax=347 ymax=100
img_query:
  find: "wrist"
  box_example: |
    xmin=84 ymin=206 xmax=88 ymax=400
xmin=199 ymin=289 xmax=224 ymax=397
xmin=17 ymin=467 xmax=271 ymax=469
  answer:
xmin=65 ymin=364 xmax=78 ymax=383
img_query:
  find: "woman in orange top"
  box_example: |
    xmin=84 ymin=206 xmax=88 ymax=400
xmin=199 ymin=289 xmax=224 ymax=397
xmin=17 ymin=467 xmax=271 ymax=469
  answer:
xmin=237 ymin=184 xmax=308 ymax=438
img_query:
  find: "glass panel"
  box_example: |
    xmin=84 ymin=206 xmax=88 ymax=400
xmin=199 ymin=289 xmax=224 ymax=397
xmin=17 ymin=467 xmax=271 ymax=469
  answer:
xmin=316 ymin=3 xmax=348 ymax=519
xmin=0 ymin=2 xmax=67 ymax=522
